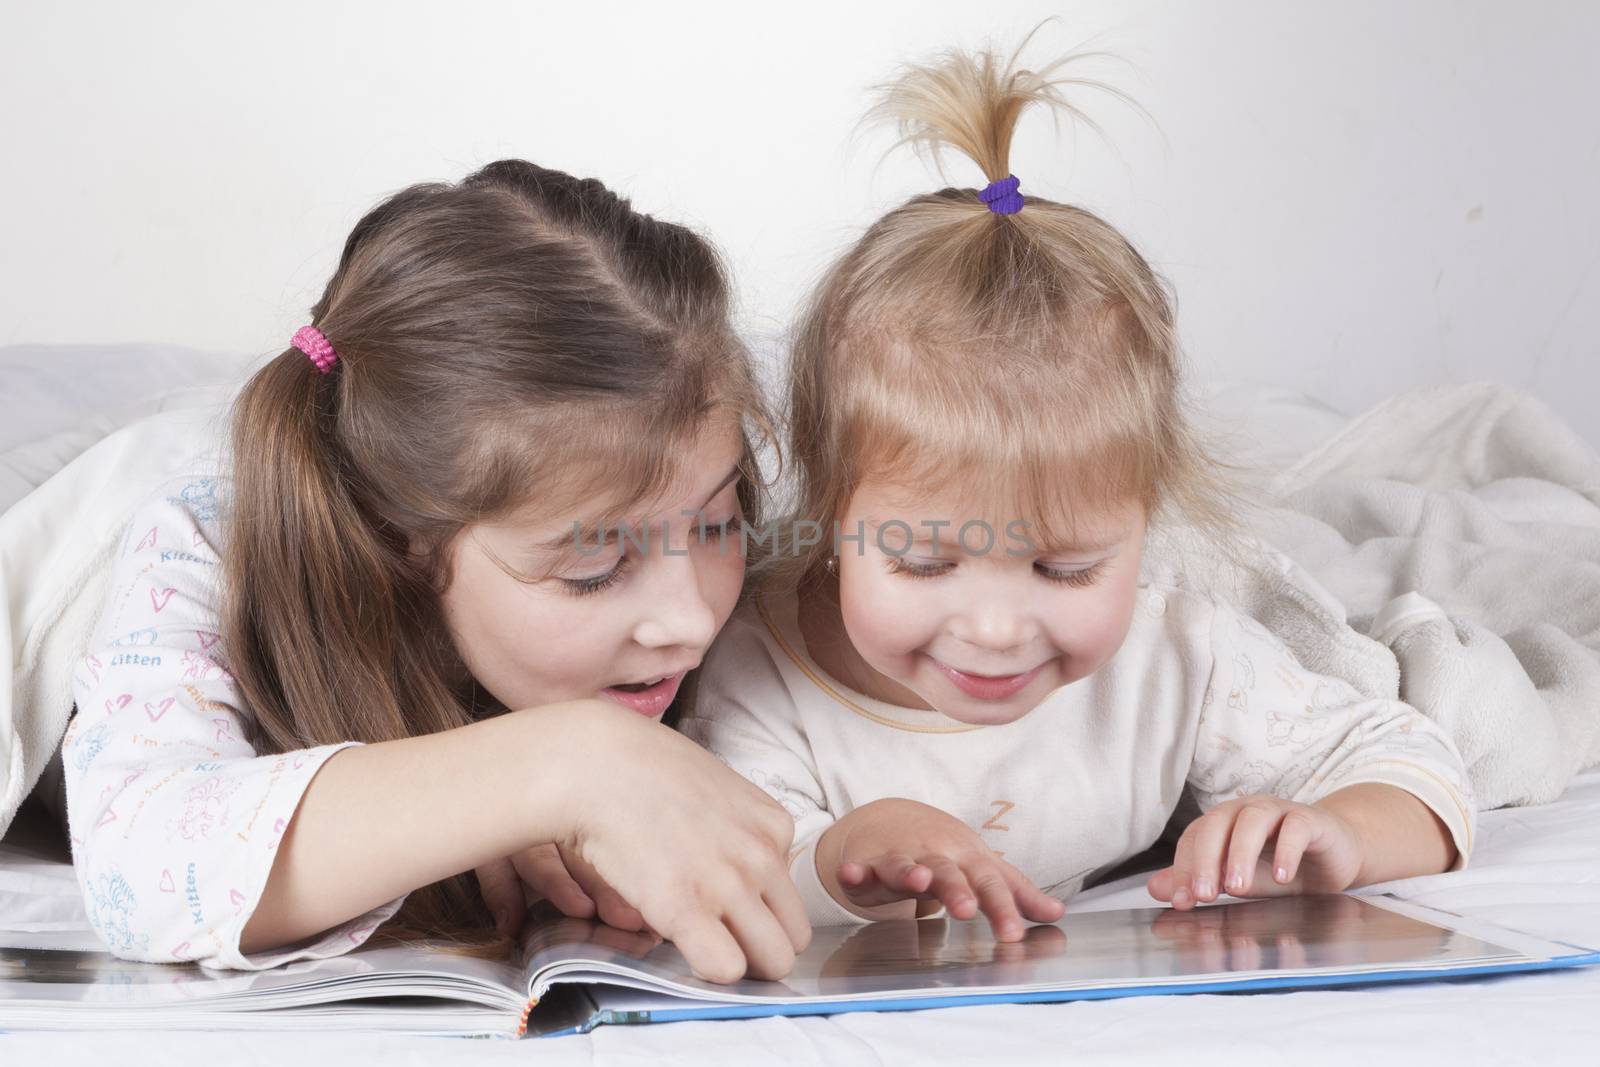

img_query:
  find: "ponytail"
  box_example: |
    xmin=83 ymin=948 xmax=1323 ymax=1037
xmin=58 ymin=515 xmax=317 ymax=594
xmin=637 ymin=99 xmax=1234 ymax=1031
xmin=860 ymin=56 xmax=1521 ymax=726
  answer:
xmin=767 ymin=35 xmax=1241 ymax=598
xmin=225 ymin=346 xmax=495 ymax=947
xmin=224 ymin=350 xmax=469 ymax=754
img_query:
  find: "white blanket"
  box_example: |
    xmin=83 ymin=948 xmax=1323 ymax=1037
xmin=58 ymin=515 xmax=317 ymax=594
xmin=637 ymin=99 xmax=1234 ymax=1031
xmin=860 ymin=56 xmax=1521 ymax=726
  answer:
xmin=4 ymin=381 xmax=1598 ymax=839
xmin=1145 ymin=382 xmax=1600 ymax=812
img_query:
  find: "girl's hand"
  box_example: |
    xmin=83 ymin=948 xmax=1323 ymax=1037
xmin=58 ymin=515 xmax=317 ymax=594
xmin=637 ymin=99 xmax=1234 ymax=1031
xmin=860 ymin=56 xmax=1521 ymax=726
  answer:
xmin=542 ymin=701 xmax=812 ymax=984
xmin=1148 ymin=794 xmax=1366 ymax=910
xmin=817 ymin=798 xmax=1064 ymax=942
xmin=474 ymin=843 xmax=646 ymax=940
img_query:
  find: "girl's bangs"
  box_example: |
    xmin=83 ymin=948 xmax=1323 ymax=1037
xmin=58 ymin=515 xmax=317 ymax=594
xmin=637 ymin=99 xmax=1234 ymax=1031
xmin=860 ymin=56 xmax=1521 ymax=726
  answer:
xmin=847 ymin=375 xmax=1157 ymax=554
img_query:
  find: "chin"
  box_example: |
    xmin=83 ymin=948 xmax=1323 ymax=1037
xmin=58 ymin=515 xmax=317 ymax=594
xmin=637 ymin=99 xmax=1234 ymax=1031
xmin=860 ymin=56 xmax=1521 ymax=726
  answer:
xmin=937 ymin=699 xmax=1039 ymax=727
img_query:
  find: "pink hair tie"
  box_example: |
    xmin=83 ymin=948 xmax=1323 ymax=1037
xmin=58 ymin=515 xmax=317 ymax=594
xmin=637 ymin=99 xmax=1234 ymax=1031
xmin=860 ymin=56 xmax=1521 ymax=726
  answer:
xmin=291 ymin=325 xmax=339 ymax=374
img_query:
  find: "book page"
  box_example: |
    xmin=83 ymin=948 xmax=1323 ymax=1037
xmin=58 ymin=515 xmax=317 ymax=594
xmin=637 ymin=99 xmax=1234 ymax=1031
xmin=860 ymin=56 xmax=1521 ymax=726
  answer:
xmin=521 ymin=893 xmax=1550 ymax=1009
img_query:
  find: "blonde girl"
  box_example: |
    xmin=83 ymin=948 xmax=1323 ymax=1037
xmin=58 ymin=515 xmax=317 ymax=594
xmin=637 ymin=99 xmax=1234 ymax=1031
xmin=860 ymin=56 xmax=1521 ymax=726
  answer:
xmin=682 ymin=45 xmax=1473 ymax=938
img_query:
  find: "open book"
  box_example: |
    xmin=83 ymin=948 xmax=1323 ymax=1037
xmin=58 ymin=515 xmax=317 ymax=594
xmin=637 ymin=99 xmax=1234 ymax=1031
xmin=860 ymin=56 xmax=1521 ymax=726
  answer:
xmin=2 ymin=893 xmax=1596 ymax=1038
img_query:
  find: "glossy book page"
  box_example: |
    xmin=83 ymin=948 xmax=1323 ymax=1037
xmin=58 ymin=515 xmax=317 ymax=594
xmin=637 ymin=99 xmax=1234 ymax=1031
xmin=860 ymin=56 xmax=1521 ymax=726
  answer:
xmin=519 ymin=892 xmax=1588 ymax=1010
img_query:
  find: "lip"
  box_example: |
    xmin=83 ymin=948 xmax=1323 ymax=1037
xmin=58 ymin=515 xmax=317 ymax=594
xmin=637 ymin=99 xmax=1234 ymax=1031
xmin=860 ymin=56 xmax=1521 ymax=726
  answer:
xmin=931 ymin=658 xmax=1045 ymax=702
xmin=599 ymin=670 xmax=689 ymax=718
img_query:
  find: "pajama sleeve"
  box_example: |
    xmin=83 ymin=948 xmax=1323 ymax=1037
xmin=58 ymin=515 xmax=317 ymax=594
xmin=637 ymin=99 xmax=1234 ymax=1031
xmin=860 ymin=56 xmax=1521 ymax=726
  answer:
xmin=1187 ymin=601 xmax=1476 ymax=871
xmin=62 ymin=476 xmax=405 ymax=969
xmin=676 ymin=608 xmax=865 ymax=927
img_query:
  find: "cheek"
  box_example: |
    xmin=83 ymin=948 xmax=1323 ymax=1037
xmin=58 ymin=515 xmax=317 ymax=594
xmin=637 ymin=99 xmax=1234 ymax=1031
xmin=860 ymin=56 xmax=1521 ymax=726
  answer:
xmin=1056 ymin=578 xmax=1140 ymax=667
xmin=700 ymin=542 xmax=747 ymax=628
xmin=838 ymin=565 xmax=927 ymax=659
xmin=441 ymin=553 xmax=614 ymax=703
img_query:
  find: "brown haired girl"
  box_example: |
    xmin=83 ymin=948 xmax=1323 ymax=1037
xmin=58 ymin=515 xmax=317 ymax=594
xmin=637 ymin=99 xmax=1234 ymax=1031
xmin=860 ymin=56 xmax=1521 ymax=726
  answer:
xmin=61 ymin=160 xmax=808 ymax=983
xmin=682 ymin=43 xmax=1474 ymax=940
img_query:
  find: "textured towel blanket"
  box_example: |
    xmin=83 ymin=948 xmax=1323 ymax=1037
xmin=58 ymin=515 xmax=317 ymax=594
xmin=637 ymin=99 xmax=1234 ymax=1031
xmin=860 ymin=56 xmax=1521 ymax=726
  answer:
xmin=1143 ymin=383 xmax=1600 ymax=811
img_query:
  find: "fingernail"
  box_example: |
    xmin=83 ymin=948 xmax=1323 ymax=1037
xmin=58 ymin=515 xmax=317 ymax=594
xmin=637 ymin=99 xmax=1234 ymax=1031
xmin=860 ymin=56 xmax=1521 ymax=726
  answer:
xmin=1226 ymin=870 xmax=1243 ymax=892
xmin=1195 ymin=877 xmax=1213 ymax=899
xmin=1173 ymin=887 xmax=1190 ymax=907
xmin=1275 ymin=866 xmax=1290 ymax=883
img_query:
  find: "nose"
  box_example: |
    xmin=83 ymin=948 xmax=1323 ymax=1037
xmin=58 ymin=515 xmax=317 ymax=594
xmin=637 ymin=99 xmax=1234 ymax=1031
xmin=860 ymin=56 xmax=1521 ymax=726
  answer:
xmin=948 ymin=589 xmax=1037 ymax=653
xmin=630 ymin=550 xmax=720 ymax=652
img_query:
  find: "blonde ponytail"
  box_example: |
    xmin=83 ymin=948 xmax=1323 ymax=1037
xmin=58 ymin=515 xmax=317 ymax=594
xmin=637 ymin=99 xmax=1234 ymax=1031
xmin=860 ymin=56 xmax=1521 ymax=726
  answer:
xmin=866 ymin=32 xmax=1135 ymax=185
xmin=766 ymin=37 xmax=1240 ymax=596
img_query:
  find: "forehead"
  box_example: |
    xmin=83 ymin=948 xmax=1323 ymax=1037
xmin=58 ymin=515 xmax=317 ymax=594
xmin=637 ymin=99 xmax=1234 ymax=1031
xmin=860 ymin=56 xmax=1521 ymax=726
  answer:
xmin=846 ymin=476 xmax=1142 ymax=552
xmin=514 ymin=420 xmax=746 ymax=539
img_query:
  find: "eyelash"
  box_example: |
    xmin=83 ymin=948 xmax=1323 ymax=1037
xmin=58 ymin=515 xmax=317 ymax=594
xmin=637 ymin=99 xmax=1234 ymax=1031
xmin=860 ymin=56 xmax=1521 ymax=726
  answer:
xmin=559 ymin=516 xmax=744 ymax=597
xmin=885 ymin=557 xmax=1105 ymax=589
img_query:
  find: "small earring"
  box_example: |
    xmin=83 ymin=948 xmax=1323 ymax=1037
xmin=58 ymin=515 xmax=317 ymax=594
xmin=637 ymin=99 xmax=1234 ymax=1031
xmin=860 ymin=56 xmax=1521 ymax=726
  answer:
xmin=824 ymin=556 xmax=839 ymax=575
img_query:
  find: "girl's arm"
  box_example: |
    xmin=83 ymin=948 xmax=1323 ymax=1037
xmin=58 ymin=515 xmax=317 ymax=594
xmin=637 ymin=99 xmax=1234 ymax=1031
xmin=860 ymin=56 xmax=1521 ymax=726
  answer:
xmin=239 ymin=699 xmax=592 ymax=952
xmin=1313 ymin=780 xmax=1456 ymax=885
xmin=1187 ymin=605 xmax=1475 ymax=871
xmin=68 ymin=484 xmax=804 ymax=981
xmin=1151 ymin=779 xmax=1458 ymax=908
xmin=1157 ymin=603 xmax=1476 ymax=905
xmin=674 ymin=610 xmax=851 ymax=927
xmin=243 ymin=697 xmax=808 ymax=982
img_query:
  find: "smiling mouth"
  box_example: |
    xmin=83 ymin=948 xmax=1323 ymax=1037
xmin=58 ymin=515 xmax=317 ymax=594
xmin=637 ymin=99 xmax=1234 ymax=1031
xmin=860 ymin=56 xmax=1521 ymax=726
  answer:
xmin=931 ymin=658 xmax=1046 ymax=701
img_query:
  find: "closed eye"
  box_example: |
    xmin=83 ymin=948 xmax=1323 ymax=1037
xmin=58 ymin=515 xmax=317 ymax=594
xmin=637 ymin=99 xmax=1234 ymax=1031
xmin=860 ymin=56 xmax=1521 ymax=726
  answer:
xmin=560 ymin=556 xmax=632 ymax=596
xmin=885 ymin=557 xmax=951 ymax=579
xmin=1036 ymin=561 xmax=1104 ymax=588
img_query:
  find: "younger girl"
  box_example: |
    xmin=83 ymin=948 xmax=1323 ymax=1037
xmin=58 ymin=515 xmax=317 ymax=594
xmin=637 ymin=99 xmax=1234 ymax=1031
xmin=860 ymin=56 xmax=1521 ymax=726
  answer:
xmin=682 ymin=46 xmax=1474 ymax=938
xmin=62 ymin=159 xmax=808 ymax=982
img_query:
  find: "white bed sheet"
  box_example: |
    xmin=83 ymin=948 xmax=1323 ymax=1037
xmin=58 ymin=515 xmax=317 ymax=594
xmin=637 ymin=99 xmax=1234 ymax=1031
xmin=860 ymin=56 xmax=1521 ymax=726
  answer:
xmin=3 ymin=348 xmax=1597 ymax=1061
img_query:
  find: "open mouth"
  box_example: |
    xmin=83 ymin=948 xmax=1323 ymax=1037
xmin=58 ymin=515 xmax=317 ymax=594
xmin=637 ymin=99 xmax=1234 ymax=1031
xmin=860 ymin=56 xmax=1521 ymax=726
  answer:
xmin=599 ymin=671 xmax=688 ymax=717
xmin=610 ymin=676 xmax=669 ymax=693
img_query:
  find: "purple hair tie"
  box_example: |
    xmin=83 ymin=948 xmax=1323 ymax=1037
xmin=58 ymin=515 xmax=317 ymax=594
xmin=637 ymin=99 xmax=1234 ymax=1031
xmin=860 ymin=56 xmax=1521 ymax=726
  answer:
xmin=291 ymin=325 xmax=339 ymax=374
xmin=978 ymin=174 xmax=1024 ymax=216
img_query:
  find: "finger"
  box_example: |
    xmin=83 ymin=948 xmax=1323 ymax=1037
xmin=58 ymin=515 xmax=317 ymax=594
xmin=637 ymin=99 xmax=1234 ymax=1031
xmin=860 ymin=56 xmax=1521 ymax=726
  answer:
xmin=835 ymin=862 xmax=890 ymax=904
xmin=837 ymin=861 xmax=870 ymax=888
xmin=965 ymin=862 xmax=1025 ymax=942
xmin=762 ymin=871 xmax=813 ymax=955
xmin=561 ymin=847 xmax=646 ymax=931
xmin=1225 ymin=800 xmax=1285 ymax=896
xmin=1166 ymin=816 xmax=1217 ymax=911
xmin=922 ymin=858 xmax=979 ymax=921
xmin=721 ymin=897 xmax=799 ymax=983
xmin=667 ymin=914 xmax=749 ymax=985
xmin=998 ymin=862 xmax=1067 ymax=924
xmin=867 ymin=854 xmax=933 ymax=897
xmin=1166 ymin=826 xmax=1199 ymax=909
xmin=836 ymin=856 xmax=923 ymax=908
xmin=1271 ymin=808 xmax=1322 ymax=886
xmin=1181 ymin=805 xmax=1241 ymax=904
xmin=474 ymin=857 xmax=526 ymax=937
xmin=509 ymin=845 xmax=595 ymax=920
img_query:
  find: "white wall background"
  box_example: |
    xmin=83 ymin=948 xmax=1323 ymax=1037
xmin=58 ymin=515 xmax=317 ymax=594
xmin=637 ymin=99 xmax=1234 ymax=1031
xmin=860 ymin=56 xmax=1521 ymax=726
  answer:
xmin=2 ymin=1 xmax=1597 ymax=440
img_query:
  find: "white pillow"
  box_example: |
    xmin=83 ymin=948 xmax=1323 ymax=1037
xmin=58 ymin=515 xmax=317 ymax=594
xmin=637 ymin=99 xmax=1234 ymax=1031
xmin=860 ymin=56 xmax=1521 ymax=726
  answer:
xmin=0 ymin=344 xmax=256 ymax=513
